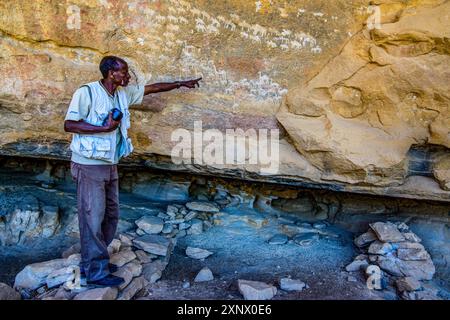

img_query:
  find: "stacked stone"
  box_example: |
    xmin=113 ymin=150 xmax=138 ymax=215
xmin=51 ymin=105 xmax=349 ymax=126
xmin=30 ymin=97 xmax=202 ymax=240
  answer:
xmin=134 ymin=201 xmax=219 ymax=239
xmin=10 ymin=229 xmax=179 ymax=300
xmin=8 ymin=201 xmax=223 ymax=300
xmin=347 ymin=221 xmax=440 ymax=300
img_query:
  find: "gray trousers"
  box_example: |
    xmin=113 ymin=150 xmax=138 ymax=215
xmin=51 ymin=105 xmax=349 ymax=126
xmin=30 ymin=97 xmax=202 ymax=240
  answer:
xmin=70 ymin=162 xmax=119 ymax=281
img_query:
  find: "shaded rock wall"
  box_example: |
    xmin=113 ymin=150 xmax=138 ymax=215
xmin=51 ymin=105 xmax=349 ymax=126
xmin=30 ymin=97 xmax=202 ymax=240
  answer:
xmin=0 ymin=0 xmax=449 ymax=201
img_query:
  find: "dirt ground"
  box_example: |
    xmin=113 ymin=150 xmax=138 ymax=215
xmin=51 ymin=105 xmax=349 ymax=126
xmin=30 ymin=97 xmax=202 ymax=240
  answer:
xmin=141 ymin=206 xmax=389 ymax=300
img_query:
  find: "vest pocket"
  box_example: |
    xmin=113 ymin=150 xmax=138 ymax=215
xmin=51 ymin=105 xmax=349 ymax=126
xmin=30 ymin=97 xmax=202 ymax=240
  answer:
xmin=79 ymin=136 xmax=112 ymax=161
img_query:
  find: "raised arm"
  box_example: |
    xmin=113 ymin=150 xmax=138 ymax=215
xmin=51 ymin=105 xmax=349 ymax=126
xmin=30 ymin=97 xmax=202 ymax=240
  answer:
xmin=144 ymin=77 xmax=202 ymax=96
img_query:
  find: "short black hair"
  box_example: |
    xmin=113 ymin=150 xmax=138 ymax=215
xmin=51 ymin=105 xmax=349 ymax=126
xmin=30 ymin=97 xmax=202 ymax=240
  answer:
xmin=99 ymin=56 xmax=127 ymax=78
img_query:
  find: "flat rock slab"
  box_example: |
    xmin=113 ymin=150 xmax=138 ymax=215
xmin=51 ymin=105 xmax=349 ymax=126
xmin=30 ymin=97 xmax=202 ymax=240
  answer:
xmin=370 ymin=222 xmax=405 ymax=242
xmin=185 ymin=247 xmax=213 ymax=259
xmin=238 ymin=279 xmax=277 ymax=300
xmin=185 ymin=202 xmax=220 ymax=213
xmin=279 ymin=278 xmax=306 ymax=291
xmin=110 ymin=250 xmax=137 ymax=267
xmin=135 ymin=216 xmax=164 ymax=234
xmin=74 ymin=287 xmax=118 ymax=300
xmin=14 ymin=258 xmax=68 ymax=290
xmin=354 ymin=230 xmax=378 ymax=247
xmin=133 ymin=235 xmax=172 ymax=256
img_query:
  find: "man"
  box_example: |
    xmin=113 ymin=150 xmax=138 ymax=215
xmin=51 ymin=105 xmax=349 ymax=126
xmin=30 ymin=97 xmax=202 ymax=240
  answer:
xmin=64 ymin=56 xmax=201 ymax=287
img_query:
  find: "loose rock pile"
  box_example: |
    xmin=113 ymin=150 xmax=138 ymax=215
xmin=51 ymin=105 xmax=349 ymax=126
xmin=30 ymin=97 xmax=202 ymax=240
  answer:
xmin=134 ymin=202 xmax=219 ymax=239
xmin=6 ymin=201 xmax=222 ymax=300
xmin=348 ymin=221 xmax=441 ymax=300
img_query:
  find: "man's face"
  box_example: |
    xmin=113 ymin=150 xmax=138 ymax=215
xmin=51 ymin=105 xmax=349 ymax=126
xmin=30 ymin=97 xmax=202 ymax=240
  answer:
xmin=111 ymin=62 xmax=131 ymax=87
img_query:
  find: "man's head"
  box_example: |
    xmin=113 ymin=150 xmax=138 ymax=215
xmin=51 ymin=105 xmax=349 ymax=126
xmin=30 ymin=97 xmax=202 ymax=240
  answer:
xmin=99 ymin=56 xmax=131 ymax=87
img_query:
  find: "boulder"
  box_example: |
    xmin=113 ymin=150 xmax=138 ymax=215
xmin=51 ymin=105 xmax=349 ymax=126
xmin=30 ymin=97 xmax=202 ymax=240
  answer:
xmin=370 ymin=222 xmax=405 ymax=243
xmin=185 ymin=202 xmax=220 ymax=213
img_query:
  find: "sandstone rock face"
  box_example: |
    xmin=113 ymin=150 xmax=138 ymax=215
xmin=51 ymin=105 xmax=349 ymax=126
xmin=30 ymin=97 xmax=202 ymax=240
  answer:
xmin=0 ymin=0 xmax=448 ymax=201
xmin=276 ymin=1 xmax=450 ymax=198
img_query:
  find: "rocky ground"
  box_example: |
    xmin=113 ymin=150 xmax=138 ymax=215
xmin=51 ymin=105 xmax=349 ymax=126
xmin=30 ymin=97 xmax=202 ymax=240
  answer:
xmin=0 ymin=172 xmax=449 ymax=300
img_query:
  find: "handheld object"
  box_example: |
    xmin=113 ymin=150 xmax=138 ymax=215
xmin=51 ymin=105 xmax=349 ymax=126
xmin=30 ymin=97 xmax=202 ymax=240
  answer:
xmin=103 ymin=108 xmax=123 ymax=126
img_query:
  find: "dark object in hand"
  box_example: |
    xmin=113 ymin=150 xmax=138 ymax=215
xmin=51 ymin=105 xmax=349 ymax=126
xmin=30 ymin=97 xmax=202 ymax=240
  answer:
xmin=103 ymin=108 xmax=123 ymax=126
